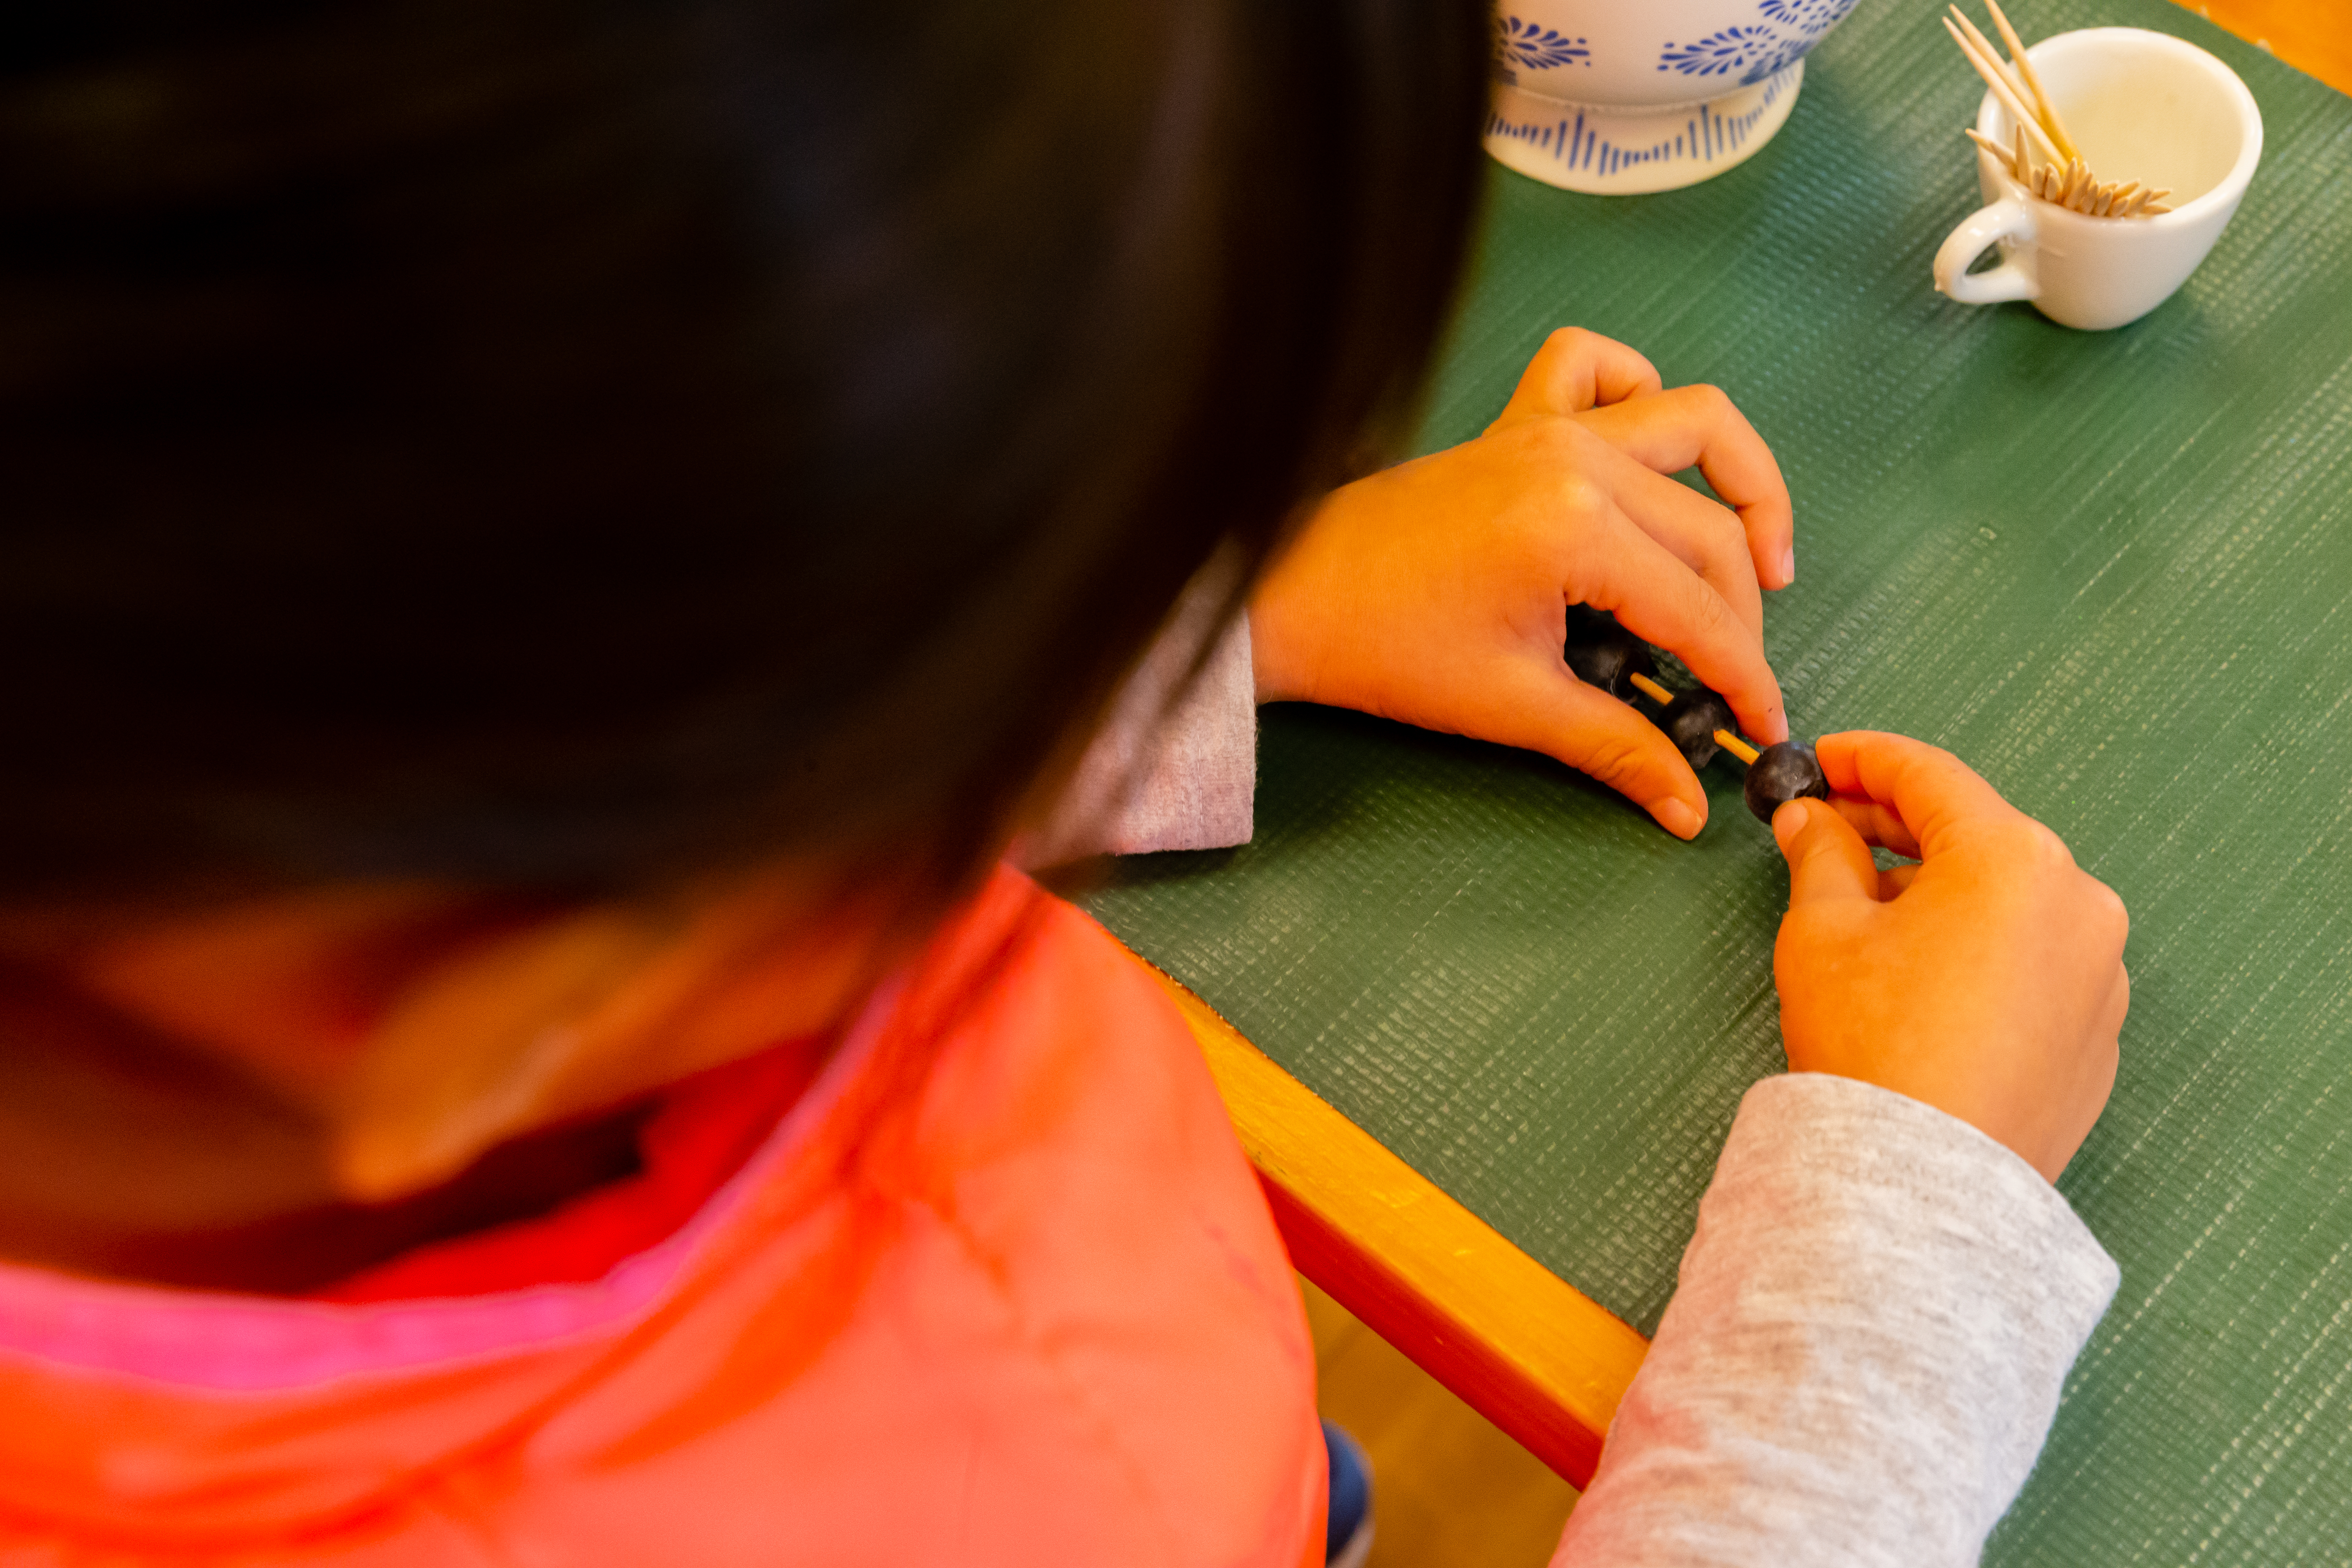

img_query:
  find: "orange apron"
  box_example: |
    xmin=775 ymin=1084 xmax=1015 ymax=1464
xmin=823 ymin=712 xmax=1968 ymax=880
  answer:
xmin=0 ymin=869 xmax=1326 ymax=1566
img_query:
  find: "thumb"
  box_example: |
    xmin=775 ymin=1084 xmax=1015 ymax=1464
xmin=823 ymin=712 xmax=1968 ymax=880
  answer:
xmin=1494 ymin=668 xmax=1708 ymax=839
xmin=1773 ymin=797 xmax=1879 ymax=907
xmin=1487 ymin=328 xmax=1663 ymax=429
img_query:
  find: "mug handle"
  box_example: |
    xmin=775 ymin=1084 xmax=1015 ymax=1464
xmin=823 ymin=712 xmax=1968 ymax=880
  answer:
xmin=1934 ymin=196 xmax=2039 ymax=306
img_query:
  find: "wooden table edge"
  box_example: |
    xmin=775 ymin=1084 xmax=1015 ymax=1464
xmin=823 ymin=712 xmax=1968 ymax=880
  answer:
xmin=1126 ymin=950 xmax=1650 ymax=1490
xmin=2175 ymin=1 xmax=2352 ymax=98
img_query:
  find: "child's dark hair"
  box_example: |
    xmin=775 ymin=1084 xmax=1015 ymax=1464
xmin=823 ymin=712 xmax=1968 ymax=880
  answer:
xmin=0 ymin=0 xmax=1487 ymax=904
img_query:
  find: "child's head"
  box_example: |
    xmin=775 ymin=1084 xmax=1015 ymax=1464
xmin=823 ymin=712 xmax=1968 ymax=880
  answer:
xmin=0 ymin=0 xmax=1485 ymax=913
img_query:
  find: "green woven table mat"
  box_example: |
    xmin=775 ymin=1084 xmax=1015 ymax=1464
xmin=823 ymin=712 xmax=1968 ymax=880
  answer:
xmin=1079 ymin=0 xmax=2352 ymax=1559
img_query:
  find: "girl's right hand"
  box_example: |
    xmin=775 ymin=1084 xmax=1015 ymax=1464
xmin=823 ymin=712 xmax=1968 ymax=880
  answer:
xmin=1769 ymin=731 xmax=2128 ymax=1182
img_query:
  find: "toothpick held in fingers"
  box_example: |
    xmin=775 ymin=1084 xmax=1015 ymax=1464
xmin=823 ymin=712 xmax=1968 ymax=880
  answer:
xmin=1627 ymin=672 xmax=1675 ymax=707
xmin=1619 ymin=670 xmax=1767 ymax=769
xmin=1980 ymin=0 xmax=2080 ymax=159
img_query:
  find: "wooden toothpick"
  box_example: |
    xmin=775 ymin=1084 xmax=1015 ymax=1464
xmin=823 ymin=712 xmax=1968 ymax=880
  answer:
xmin=1965 ymin=125 xmax=2019 ymax=176
xmin=1944 ymin=16 xmax=2063 ymax=164
xmin=1947 ymin=4 xmax=2166 ymax=219
xmin=1715 ymin=731 xmax=1763 ymax=766
xmin=1947 ymin=7 xmax=2029 ymax=101
xmin=1628 ymin=673 xmax=1676 ymax=707
xmin=1980 ymin=0 xmax=2080 ymax=159
xmin=1624 ymin=672 xmax=1766 ymax=767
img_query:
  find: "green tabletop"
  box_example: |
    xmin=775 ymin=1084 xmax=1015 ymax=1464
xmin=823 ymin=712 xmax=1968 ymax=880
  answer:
xmin=1079 ymin=0 xmax=2352 ymax=1558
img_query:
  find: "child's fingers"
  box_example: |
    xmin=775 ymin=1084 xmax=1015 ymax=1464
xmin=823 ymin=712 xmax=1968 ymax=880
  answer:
xmin=1577 ymin=501 xmax=1789 ymax=746
xmin=1877 ymin=862 xmax=1920 ymax=899
xmin=1576 ymin=385 xmax=1796 ymax=591
xmin=1772 ymin=797 xmax=1880 ymax=907
xmin=1583 ymin=438 xmax=1764 ymax=639
xmin=1489 ymin=327 xmax=1663 ymax=428
xmin=2100 ymin=962 xmax=2132 ymax=1041
xmin=1495 ymin=663 xmax=1709 ymax=837
xmin=1829 ymin=794 xmax=1923 ymax=858
xmin=1814 ymin=731 xmax=2022 ymax=862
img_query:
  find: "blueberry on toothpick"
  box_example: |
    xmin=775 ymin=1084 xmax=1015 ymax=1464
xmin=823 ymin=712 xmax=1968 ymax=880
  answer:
xmin=1620 ymin=669 xmax=1744 ymax=772
xmin=1660 ymin=688 xmax=1737 ymax=771
xmin=1744 ymin=741 xmax=1832 ymax=824
xmin=1608 ymin=657 xmax=1827 ymax=833
xmin=1562 ymin=605 xmax=1659 ymax=700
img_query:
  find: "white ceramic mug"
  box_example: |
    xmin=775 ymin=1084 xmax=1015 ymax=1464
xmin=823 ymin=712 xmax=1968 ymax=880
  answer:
xmin=1932 ymin=27 xmax=2261 ymax=331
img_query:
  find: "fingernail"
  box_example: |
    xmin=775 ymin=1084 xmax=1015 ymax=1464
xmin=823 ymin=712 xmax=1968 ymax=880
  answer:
xmin=1655 ymin=798 xmax=1703 ymax=840
xmin=1779 ymin=547 xmax=1797 ymax=587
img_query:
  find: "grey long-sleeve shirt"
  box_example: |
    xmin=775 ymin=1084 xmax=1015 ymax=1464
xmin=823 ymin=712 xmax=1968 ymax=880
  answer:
xmin=1052 ymin=608 xmax=2122 ymax=1565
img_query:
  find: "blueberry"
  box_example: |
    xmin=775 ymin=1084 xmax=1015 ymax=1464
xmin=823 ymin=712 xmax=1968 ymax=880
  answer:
xmin=1563 ymin=605 xmax=1658 ymax=700
xmin=1744 ymin=741 xmax=1832 ymax=823
xmin=1661 ymin=688 xmax=1735 ymax=769
xmin=1562 ymin=603 xmax=1617 ymax=643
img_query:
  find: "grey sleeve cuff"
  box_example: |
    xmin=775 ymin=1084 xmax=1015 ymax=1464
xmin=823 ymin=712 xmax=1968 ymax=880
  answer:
xmin=1019 ymin=598 xmax=1257 ymax=866
xmin=1554 ymin=1073 xmax=2120 ymax=1568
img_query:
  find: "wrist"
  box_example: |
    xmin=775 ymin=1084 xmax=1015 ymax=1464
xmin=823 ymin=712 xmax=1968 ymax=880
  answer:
xmin=1245 ymin=568 xmax=1321 ymax=706
xmin=1780 ymin=1049 xmax=2080 ymax=1186
xmin=1248 ymin=628 xmax=1307 ymax=705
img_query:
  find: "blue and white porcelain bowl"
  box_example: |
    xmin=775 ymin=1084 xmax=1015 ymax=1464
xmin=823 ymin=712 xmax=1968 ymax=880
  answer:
xmin=1487 ymin=0 xmax=1865 ymax=193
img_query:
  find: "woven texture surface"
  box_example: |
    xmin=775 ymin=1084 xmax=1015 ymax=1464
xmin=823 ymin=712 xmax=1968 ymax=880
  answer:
xmin=1080 ymin=0 xmax=2352 ymax=1558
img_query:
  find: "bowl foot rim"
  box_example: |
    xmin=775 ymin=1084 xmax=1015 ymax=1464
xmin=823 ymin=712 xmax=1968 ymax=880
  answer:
xmin=1484 ymin=61 xmax=1805 ymax=195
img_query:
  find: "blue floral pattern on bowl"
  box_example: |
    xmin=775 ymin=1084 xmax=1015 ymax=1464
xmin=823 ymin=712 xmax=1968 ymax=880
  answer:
xmin=1485 ymin=0 xmax=1865 ymax=192
xmin=1491 ymin=16 xmax=1591 ymax=85
xmin=1658 ymin=0 xmax=1861 ymax=84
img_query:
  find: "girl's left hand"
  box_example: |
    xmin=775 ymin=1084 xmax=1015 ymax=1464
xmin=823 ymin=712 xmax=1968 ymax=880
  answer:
xmin=1248 ymin=328 xmax=1793 ymax=840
